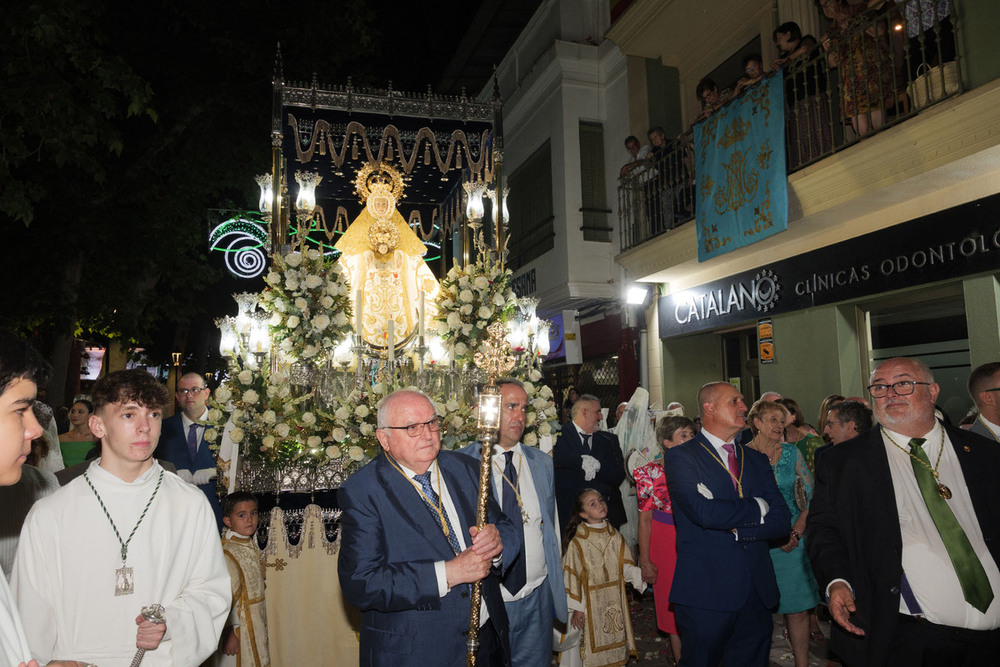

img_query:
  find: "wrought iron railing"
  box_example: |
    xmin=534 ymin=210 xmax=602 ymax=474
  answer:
xmin=618 ymin=0 xmax=961 ymax=252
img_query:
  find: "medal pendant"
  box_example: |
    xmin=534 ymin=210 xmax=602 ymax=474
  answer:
xmin=937 ymin=483 xmax=952 ymax=500
xmin=115 ymin=565 xmax=134 ymax=596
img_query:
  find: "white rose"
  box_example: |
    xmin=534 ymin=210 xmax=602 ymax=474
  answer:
xmin=302 ymin=344 xmax=318 ymax=358
xmin=285 ymin=278 xmax=299 ymax=291
xmin=305 ymin=275 xmax=323 ymax=289
xmin=262 ymin=435 xmax=275 ymax=448
xmin=447 ymin=312 xmax=462 ymax=328
xmin=331 ymin=429 xmax=347 ymax=443
xmin=529 ymin=369 xmax=542 ymax=382
xmin=307 ymin=248 xmax=322 ymax=261
xmin=274 ymin=299 xmax=286 ymax=312
xmin=349 ymin=445 xmax=365 ymax=461
xmin=461 ymin=324 xmax=473 ymax=335
xmin=266 ymin=384 xmax=279 ymax=398
xmin=302 ymin=412 xmax=317 ymax=425
xmin=265 ymin=271 xmax=280 ymax=285
xmin=460 ymin=304 xmax=473 ymax=316
xmin=326 ymin=281 xmax=341 ymax=296
xmin=206 ymin=408 xmax=221 ymax=423
xmin=279 ymin=386 xmax=291 ymax=398
xmin=312 ymin=314 xmax=330 ymax=332
xmin=263 ymin=410 xmax=277 ymax=423
xmin=280 ymin=337 xmax=294 ymax=350
xmin=359 ymin=423 xmax=374 ymax=436
xmin=229 ymin=427 xmax=244 ymax=443
xmin=284 ymin=252 xmax=302 ymax=267
xmin=238 ymin=370 xmax=253 ymax=385
xmin=459 ymin=289 xmax=474 ymax=303
xmin=320 ymin=295 xmax=334 ymax=309
xmin=232 ymin=409 xmax=244 ymax=421
xmin=270 ymin=313 xmax=283 ymax=326
xmin=524 ymin=432 xmax=538 ymax=446
xmin=477 ymin=306 xmax=491 ymax=319
xmin=276 ymin=423 xmax=290 ymax=437
xmin=294 ymin=297 xmax=308 ymax=310
xmin=286 ymin=315 xmax=300 ymax=329
xmin=243 ymin=389 xmax=259 ymax=405
xmin=436 ymin=320 xmax=450 ymax=335
xmin=326 ymin=444 xmax=342 ymax=458
xmin=215 ymin=386 xmax=232 ymax=403
xmin=474 ymin=276 xmax=489 ymax=289
xmin=454 ymin=342 xmax=468 ymax=356
xmin=523 ymin=381 xmax=536 ymax=393
xmin=458 ymin=276 xmax=470 ymax=288
xmin=493 ymin=293 xmax=506 ymax=306
xmin=307 ymin=435 xmax=322 ymax=447
xmin=355 ymin=405 xmax=370 ymax=418
xmin=526 ymin=412 xmax=537 ymax=426
xmin=334 ymin=312 xmax=348 ymax=327
xmin=539 ymin=421 xmax=552 ymax=435
xmin=204 ymin=428 xmax=218 ymax=443
xmin=476 ymin=320 xmax=487 ymax=329
xmin=335 ymin=406 xmax=351 ymax=421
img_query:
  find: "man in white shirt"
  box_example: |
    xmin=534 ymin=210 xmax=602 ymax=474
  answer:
xmin=808 ymin=357 xmax=1000 ymax=666
xmin=154 ymin=371 xmax=223 ymax=528
xmin=967 ymin=361 xmax=1000 ymax=442
xmin=461 ymin=379 xmax=567 ymax=666
xmin=13 ymin=369 xmax=231 ymax=666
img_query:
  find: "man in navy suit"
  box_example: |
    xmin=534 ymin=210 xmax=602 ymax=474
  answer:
xmin=338 ymin=389 xmax=522 ymax=666
xmin=553 ymin=394 xmax=627 ymax=529
xmin=968 ymin=361 xmax=1000 ymax=441
xmin=154 ymin=372 xmax=222 ymax=529
xmin=663 ymin=381 xmax=790 ymax=667
xmin=460 ymin=379 xmax=568 ymax=667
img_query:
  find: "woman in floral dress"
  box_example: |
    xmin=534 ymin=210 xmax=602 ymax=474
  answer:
xmin=634 ymin=416 xmax=695 ymax=663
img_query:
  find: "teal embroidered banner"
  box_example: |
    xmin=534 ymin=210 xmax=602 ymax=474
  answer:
xmin=694 ymin=75 xmax=787 ymax=262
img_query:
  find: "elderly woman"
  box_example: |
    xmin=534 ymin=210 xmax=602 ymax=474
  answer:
xmin=746 ymin=400 xmax=819 ymax=667
xmin=634 ymin=415 xmax=695 ymax=663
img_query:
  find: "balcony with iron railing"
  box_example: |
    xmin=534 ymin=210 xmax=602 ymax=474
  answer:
xmin=618 ymin=0 xmax=963 ymax=253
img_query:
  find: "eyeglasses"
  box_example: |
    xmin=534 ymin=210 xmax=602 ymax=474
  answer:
xmin=381 ymin=416 xmax=441 ymax=437
xmin=984 ymin=388 xmax=1000 ymax=392
xmin=177 ymin=387 xmax=207 ymax=396
xmin=867 ymin=381 xmax=931 ymax=398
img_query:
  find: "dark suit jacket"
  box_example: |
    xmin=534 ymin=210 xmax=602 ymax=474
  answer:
xmin=663 ymin=432 xmax=790 ymax=612
xmin=338 ymin=449 xmax=522 ymax=667
xmin=553 ymin=426 xmax=627 ymax=529
xmin=807 ymin=424 xmax=1000 ymax=666
xmin=155 ymin=413 xmax=222 ymax=527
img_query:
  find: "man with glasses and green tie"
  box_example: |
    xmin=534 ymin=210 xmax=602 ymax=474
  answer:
xmin=338 ymin=389 xmax=523 ymax=666
xmin=155 ymin=372 xmax=222 ymax=529
xmin=808 ymin=357 xmax=1000 ymax=666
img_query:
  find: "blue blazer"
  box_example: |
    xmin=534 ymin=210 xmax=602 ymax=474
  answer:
xmin=663 ymin=432 xmax=790 ymax=612
xmin=155 ymin=413 xmax=222 ymax=528
xmin=459 ymin=442 xmax=569 ymax=623
xmin=338 ymin=449 xmax=523 ymax=667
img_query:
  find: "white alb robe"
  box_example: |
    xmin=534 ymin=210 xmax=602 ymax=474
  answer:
xmin=12 ymin=460 xmax=231 ymax=667
xmin=0 ymin=570 xmax=31 ymax=666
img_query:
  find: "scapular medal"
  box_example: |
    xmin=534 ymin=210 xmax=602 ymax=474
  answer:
xmin=937 ymin=482 xmax=953 ymax=500
xmin=115 ymin=563 xmax=135 ymax=596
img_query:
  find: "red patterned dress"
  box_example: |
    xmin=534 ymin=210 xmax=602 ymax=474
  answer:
xmin=634 ymin=461 xmax=678 ymax=633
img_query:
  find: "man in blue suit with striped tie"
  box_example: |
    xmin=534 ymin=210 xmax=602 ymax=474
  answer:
xmin=664 ymin=381 xmax=790 ymax=666
xmin=155 ymin=371 xmax=222 ymax=529
xmin=461 ymin=378 xmax=568 ymax=666
xmin=339 ymin=389 xmax=523 ymax=666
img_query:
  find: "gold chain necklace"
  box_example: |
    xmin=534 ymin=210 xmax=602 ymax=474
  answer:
xmin=385 ymin=455 xmax=454 ymax=544
xmin=494 ymin=450 xmax=529 ymax=523
xmin=699 ymin=442 xmax=744 ymax=497
xmin=882 ymin=424 xmax=952 ymax=499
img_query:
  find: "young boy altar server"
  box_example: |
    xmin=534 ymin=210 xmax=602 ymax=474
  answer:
xmin=13 ymin=369 xmax=231 ymax=667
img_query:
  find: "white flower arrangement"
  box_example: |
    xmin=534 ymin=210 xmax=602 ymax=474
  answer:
xmin=433 ymin=258 xmax=517 ymax=366
xmin=259 ymin=249 xmax=353 ymax=364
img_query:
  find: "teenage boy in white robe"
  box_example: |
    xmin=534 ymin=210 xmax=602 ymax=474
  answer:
xmin=13 ymin=369 xmax=231 ymax=667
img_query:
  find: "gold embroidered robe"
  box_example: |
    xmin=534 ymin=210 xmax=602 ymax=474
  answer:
xmin=222 ymin=533 xmax=269 ymax=667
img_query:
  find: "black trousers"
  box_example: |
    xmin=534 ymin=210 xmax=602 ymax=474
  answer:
xmin=888 ymin=614 xmax=1000 ymax=667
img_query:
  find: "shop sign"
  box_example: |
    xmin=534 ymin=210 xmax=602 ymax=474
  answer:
xmin=658 ymin=193 xmax=1000 ymax=338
